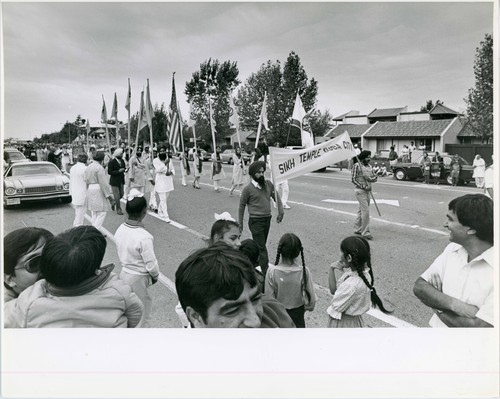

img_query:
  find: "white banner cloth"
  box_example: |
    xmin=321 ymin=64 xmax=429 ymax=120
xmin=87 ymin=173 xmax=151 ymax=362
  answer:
xmin=268 ymin=132 xmax=356 ymax=185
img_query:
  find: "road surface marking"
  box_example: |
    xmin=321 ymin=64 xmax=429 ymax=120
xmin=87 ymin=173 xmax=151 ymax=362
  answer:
xmin=323 ymin=199 xmax=400 ymax=207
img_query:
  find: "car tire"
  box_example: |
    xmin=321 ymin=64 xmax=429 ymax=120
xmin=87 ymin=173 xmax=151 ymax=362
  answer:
xmin=394 ymin=169 xmax=407 ymax=181
xmin=313 ymin=167 xmax=327 ymax=173
xmin=61 ymin=196 xmax=72 ymax=204
xmin=229 ymin=159 xmax=233 ymax=165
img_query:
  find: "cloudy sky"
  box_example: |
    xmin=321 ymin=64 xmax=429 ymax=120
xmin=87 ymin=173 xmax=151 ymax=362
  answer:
xmin=2 ymin=1 xmax=493 ymax=141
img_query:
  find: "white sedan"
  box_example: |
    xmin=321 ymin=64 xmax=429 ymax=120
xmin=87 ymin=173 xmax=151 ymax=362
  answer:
xmin=4 ymin=161 xmax=71 ymax=208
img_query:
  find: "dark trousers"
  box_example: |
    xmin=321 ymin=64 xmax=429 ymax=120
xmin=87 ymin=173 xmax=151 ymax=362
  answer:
xmin=248 ymin=216 xmax=272 ymax=276
xmin=286 ymin=305 xmax=305 ymax=328
xmin=111 ymin=184 xmax=124 ymax=211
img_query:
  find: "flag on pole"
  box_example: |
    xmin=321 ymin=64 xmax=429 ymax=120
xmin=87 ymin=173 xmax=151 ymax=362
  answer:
xmin=138 ymin=91 xmax=148 ymax=132
xmin=145 ymin=79 xmax=154 ymax=149
xmin=259 ymin=91 xmax=269 ymax=131
xmin=111 ymin=93 xmax=118 ymax=120
xmin=167 ymin=73 xmax=182 ymax=152
xmin=125 ymin=78 xmax=131 ymax=112
xmin=254 ymin=91 xmax=268 ymax=146
xmin=292 ymin=92 xmax=314 ymax=148
xmin=229 ymin=96 xmax=240 ymax=130
xmin=101 ymin=97 xmax=108 ymax=123
xmin=208 ymin=96 xmax=217 ymax=151
xmin=86 ymin=119 xmax=91 ymax=135
xmin=187 ymin=102 xmax=196 ymax=128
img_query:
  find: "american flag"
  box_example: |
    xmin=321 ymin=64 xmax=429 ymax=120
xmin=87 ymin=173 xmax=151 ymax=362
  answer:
xmin=167 ymin=73 xmax=182 ymax=152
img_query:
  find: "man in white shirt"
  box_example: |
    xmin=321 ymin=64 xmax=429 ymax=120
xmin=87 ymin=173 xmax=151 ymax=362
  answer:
xmin=413 ymin=194 xmax=493 ymax=327
xmin=483 ymin=155 xmax=493 ymax=198
xmin=69 ymin=153 xmax=88 ymax=226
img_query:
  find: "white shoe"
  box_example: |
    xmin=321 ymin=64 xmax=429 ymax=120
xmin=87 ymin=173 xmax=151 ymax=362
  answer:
xmin=164 ymin=217 xmax=171 ymax=223
xmin=283 ymin=204 xmax=291 ymax=209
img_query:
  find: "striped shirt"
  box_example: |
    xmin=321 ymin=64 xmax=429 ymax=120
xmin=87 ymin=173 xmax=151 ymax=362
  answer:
xmin=351 ymin=162 xmax=376 ymax=190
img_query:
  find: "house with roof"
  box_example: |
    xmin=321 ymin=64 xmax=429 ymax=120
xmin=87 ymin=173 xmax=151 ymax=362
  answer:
xmin=325 ymin=105 xmax=474 ymax=155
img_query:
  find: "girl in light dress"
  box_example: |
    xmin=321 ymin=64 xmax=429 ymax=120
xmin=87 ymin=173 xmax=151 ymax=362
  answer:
xmin=327 ymin=235 xmax=391 ymax=328
xmin=265 ymin=233 xmax=316 ymax=328
xmin=472 ymin=154 xmax=486 ymax=188
xmin=192 ymin=147 xmax=203 ymax=189
xmin=210 ymin=146 xmax=225 ymax=192
xmin=229 ymin=147 xmax=247 ymax=196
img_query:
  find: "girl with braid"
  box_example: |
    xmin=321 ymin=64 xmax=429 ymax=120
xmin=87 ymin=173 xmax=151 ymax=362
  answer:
xmin=327 ymin=235 xmax=392 ymax=328
xmin=265 ymin=233 xmax=316 ymax=328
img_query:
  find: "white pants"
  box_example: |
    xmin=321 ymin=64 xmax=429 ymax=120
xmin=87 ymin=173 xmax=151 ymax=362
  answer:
xmin=149 ymin=186 xmax=158 ymax=209
xmin=277 ymin=180 xmax=289 ymax=205
xmin=157 ymin=192 xmax=170 ymax=219
xmin=73 ymin=204 xmax=86 ymax=227
xmin=120 ymin=271 xmax=153 ymax=328
xmin=91 ymin=211 xmax=106 ymax=230
xmin=214 ymin=180 xmax=219 ymax=190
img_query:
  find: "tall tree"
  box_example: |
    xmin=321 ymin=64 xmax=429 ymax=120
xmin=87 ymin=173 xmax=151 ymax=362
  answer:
xmin=185 ymin=59 xmax=240 ymax=148
xmin=236 ymin=51 xmax=318 ymax=146
xmin=308 ymin=109 xmax=333 ymax=138
xmin=128 ymin=103 xmax=168 ymax=147
xmin=464 ymin=33 xmax=493 ymax=143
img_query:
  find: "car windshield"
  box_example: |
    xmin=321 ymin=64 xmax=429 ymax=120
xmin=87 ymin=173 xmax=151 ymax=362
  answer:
xmin=6 ymin=151 xmax=26 ymax=161
xmin=8 ymin=164 xmax=60 ymax=177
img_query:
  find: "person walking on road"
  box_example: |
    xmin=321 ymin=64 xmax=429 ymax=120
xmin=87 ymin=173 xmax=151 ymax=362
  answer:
xmin=327 ymin=235 xmax=392 ymax=328
xmin=115 ymin=189 xmax=161 ymax=328
xmin=450 ymin=154 xmax=462 ymax=186
xmin=351 ymin=150 xmax=377 ymax=240
xmin=472 ymin=154 xmax=486 ymax=188
xmin=420 ymin=151 xmax=432 ymax=184
xmin=413 ymin=194 xmax=493 ymax=327
xmin=152 ymin=151 xmax=175 ymax=223
xmin=483 ymin=155 xmax=493 ymax=198
xmin=229 ymin=147 xmax=246 ymax=196
xmin=69 ymin=153 xmax=88 ymax=226
xmin=84 ymin=151 xmax=115 ymax=230
xmin=128 ymin=147 xmax=148 ymax=195
xmin=192 ymin=147 xmax=203 ymax=189
xmin=107 ymin=148 xmax=126 ymax=215
xmin=210 ymin=146 xmax=225 ymax=192
xmin=238 ymin=160 xmax=284 ymax=276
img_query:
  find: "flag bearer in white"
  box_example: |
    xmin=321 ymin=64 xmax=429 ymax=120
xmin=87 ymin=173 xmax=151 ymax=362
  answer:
xmin=70 ymin=153 xmax=88 ymax=226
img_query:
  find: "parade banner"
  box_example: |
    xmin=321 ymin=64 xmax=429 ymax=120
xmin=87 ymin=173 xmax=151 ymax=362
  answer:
xmin=269 ymin=131 xmax=356 ymax=185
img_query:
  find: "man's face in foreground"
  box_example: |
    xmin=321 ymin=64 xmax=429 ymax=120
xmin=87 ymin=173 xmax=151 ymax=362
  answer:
xmin=189 ymin=282 xmax=263 ymax=328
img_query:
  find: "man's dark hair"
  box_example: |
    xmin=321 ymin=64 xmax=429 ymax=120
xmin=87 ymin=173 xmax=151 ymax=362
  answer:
xmin=126 ymin=196 xmax=147 ymax=218
xmin=175 ymin=242 xmax=258 ymax=322
xmin=77 ymin=153 xmax=88 ymax=163
xmin=4 ymin=228 xmax=54 ymax=276
xmin=93 ymin=151 xmax=105 ymax=162
xmin=40 ymin=226 xmax=106 ymax=287
xmin=448 ymin=194 xmax=493 ymax=244
xmin=239 ymin=239 xmax=260 ymax=267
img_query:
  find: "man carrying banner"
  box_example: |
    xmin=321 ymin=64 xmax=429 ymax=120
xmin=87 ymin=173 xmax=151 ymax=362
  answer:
xmin=351 ymin=150 xmax=377 ymax=240
xmin=239 ymin=161 xmax=284 ymax=276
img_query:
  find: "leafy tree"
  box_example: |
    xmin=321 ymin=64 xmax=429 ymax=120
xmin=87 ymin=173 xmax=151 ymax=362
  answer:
xmin=308 ymin=109 xmax=333 ymax=139
xmin=128 ymin=103 xmax=169 ymax=147
xmin=464 ymin=33 xmax=493 ymax=143
xmin=235 ymin=51 xmax=318 ymax=146
xmin=185 ymin=59 xmax=240 ymax=149
xmin=419 ymin=99 xmax=443 ymax=112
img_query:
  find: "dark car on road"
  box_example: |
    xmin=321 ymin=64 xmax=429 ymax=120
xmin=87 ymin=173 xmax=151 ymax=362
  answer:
xmin=391 ymin=153 xmax=473 ymax=185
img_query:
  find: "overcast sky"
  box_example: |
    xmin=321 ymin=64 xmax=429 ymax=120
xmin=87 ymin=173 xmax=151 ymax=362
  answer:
xmin=2 ymin=2 xmax=493 ymax=141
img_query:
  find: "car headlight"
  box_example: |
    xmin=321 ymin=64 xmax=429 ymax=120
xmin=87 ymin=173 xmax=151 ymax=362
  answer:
xmin=5 ymin=187 xmax=16 ymax=195
xmin=63 ymin=183 xmax=70 ymax=190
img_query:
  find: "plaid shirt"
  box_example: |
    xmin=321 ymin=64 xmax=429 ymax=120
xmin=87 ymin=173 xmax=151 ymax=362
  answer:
xmin=352 ymin=162 xmax=376 ymax=190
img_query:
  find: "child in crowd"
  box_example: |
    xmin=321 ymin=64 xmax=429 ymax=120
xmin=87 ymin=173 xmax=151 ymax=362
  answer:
xmin=115 ymin=189 xmax=160 ymax=327
xmin=4 ymin=227 xmax=54 ymax=303
xmin=327 ymin=235 xmax=392 ymax=328
xmin=265 ymin=233 xmax=316 ymax=328
xmin=208 ymin=212 xmax=241 ymax=249
xmin=4 ymin=226 xmax=144 ymax=328
xmin=239 ymin=238 xmax=264 ymax=293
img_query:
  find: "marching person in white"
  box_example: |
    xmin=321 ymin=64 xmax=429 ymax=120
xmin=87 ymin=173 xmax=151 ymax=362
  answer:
xmin=153 ymin=150 xmax=175 ymax=223
xmin=472 ymin=154 xmax=486 ymax=188
xmin=69 ymin=153 xmax=88 ymax=227
xmin=179 ymin=148 xmax=190 ymax=187
xmin=84 ymin=151 xmax=115 ymax=230
xmin=273 ymin=143 xmax=291 ymax=209
xmin=229 ymin=147 xmax=247 ymax=196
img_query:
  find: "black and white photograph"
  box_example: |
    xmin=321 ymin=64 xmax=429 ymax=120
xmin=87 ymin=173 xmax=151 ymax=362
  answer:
xmin=1 ymin=1 xmax=498 ymax=398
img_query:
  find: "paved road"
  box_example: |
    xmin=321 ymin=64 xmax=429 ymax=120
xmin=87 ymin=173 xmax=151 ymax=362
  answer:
xmin=3 ymin=162 xmax=483 ymax=328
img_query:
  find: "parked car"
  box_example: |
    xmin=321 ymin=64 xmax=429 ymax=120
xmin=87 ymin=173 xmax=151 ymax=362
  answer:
xmin=3 ymin=161 xmax=71 ymax=208
xmin=390 ymin=153 xmax=473 ymax=185
xmin=4 ymin=148 xmax=31 ymax=165
xmin=220 ymin=149 xmax=251 ymax=164
xmin=199 ymin=149 xmax=211 ymax=161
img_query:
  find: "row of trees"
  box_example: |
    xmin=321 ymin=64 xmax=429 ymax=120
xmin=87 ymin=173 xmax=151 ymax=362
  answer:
xmin=37 ymin=35 xmax=492 ymax=148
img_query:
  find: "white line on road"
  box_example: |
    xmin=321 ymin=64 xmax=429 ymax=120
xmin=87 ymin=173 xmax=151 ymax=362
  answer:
xmin=323 ymin=198 xmax=400 ymax=207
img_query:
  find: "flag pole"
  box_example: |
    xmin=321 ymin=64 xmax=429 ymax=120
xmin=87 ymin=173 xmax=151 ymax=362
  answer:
xmin=126 ymin=78 xmax=131 ymax=159
xmin=147 ymin=79 xmax=154 ymax=152
xmin=103 ymin=95 xmax=111 ymax=154
xmin=354 ymin=154 xmax=382 ymax=217
xmin=135 ymin=91 xmax=144 ymax=152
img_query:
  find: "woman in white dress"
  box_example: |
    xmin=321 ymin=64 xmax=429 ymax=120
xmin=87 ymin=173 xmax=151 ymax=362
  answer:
xmin=210 ymin=146 xmax=225 ymax=192
xmin=472 ymin=154 xmax=486 ymax=188
xmin=152 ymin=151 xmax=175 ymax=223
xmin=229 ymin=147 xmax=246 ymax=196
xmin=192 ymin=147 xmax=203 ymax=189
